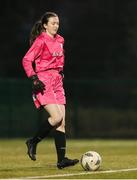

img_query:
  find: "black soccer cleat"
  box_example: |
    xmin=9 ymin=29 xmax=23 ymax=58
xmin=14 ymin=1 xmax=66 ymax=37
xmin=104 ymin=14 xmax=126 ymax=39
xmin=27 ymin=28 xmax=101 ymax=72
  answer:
xmin=57 ymin=157 xmax=79 ymax=169
xmin=26 ymin=139 xmax=37 ymax=161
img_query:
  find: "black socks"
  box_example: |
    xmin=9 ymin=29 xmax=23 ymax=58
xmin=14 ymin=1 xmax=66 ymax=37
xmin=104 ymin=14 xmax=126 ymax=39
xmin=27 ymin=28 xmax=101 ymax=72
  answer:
xmin=31 ymin=119 xmax=54 ymax=144
xmin=29 ymin=122 xmax=66 ymax=163
xmin=54 ymin=130 xmax=66 ymax=163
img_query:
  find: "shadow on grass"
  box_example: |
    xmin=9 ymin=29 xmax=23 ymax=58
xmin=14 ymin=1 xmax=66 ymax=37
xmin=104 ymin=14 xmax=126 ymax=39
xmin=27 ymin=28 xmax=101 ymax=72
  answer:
xmin=0 ymin=164 xmax=56 ymax=172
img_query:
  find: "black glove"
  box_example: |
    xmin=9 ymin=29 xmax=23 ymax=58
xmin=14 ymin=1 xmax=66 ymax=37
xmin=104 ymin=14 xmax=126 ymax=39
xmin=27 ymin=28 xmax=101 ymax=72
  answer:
xmin=30 ymin=75 xmax=45 ymax=94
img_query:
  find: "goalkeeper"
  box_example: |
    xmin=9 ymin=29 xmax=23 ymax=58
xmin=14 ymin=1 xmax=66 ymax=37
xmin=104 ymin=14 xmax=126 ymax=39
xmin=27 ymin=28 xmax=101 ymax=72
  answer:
xmin=22 ymin=11 xmax=79 ymax=169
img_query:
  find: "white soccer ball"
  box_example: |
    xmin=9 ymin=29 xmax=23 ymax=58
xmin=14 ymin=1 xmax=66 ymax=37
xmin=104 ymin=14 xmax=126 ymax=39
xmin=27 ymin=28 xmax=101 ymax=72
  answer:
xmin=80 ymin=151 xmax=102 ymax=171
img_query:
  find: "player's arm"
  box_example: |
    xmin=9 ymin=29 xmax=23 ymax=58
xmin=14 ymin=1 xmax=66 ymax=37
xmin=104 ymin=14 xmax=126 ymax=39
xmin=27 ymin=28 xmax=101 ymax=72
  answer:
xmin=22 ymin=38 xmax=44 ymax=77
xmin=22 ymin=38 xmax=45 ymax=94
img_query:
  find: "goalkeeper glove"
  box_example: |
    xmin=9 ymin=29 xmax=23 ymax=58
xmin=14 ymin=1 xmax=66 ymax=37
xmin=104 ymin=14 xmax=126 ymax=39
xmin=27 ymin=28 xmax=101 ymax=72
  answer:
xmin=30 ymin=75 xmax=45 ymax=94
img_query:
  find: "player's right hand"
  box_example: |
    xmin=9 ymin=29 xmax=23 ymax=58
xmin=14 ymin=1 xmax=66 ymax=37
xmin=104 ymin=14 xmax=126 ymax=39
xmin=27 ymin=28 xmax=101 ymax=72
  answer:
xmin=30 ymin=75 xmax=45 ymax=95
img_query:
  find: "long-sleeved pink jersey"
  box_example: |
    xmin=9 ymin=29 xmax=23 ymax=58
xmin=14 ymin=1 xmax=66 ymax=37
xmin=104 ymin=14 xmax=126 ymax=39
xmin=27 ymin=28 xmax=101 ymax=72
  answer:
xmin=22 ymin=32 xmax=64 ymax=77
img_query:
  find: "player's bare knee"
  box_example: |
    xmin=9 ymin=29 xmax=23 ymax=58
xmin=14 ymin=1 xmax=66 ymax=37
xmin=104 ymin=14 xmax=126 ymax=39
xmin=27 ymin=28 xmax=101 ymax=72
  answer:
xmin=52 ymin=114 xmax=63 ymax=125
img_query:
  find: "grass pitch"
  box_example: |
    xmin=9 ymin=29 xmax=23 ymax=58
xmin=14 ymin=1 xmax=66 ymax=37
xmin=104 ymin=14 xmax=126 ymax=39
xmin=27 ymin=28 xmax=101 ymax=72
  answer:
xmin=0 ymin=139 xmax=137 ymax=179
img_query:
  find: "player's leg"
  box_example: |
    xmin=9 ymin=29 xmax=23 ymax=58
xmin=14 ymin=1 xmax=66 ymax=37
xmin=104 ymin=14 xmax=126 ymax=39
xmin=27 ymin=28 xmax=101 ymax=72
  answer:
xmin=26 ymin=104 xmax=63 ymax=161
xmin=54 ymin=104 xmax=65 ymax=163
xmin=54 ymin=104 xmax=79 ymax=169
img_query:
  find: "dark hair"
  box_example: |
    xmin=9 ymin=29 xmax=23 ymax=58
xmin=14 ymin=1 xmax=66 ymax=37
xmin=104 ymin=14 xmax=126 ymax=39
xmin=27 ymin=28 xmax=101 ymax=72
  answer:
xmin=30 ymin=12 xmax=58 ymax=46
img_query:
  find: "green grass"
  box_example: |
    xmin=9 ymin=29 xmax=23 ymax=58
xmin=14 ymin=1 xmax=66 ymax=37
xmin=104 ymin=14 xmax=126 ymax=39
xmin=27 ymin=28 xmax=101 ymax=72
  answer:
xmin=0 ymin=139 xmax=137 ymax=179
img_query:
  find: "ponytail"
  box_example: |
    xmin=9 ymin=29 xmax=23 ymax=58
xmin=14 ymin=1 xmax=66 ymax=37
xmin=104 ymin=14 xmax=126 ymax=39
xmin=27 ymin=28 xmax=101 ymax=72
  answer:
xmin=29 ymin=21 xmax=43 ymax=46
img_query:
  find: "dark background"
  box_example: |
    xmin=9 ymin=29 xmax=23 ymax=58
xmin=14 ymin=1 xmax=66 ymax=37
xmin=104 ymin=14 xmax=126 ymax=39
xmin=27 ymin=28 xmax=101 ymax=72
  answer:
xmin=1 ymin=0 xmax=137 ymax=80
xmin=1 ymin=0 xmax=137 ymax=138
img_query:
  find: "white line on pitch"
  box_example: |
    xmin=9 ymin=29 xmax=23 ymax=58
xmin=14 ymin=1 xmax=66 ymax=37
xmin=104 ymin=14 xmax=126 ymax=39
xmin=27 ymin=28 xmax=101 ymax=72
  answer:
xmin=1 ymin=167 xmax=137 ymax=179
xmin=26 ymin=167 xmax=137 ymax=179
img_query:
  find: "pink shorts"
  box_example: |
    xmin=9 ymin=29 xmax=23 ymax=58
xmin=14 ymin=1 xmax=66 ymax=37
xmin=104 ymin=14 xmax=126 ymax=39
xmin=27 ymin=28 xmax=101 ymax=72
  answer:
xmin=32 ymin=70 xmax=66 ymax=108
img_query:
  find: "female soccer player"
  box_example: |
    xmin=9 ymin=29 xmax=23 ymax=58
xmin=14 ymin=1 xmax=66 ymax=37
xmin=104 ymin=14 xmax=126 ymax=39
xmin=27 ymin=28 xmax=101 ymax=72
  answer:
xmin=22 ymin=12 xmax=79 ymax=169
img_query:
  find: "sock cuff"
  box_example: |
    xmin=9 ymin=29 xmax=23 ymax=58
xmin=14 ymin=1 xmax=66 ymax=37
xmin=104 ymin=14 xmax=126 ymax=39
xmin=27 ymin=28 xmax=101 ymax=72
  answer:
xmin=55 ymin=130 xmax=65 ymax=135
xmin=54 ymin=130 xmax=66 ymax=147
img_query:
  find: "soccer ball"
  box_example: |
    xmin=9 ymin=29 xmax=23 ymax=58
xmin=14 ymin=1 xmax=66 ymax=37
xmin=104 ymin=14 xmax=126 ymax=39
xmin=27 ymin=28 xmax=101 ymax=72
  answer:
xmin=80 ymin=151 xmax=102 ymax=171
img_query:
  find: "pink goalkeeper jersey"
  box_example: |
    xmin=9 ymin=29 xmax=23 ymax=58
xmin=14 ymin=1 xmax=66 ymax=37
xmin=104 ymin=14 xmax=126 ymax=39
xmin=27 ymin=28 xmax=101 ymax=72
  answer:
xmin=22 ymin=32 xmax=64 ymax=77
